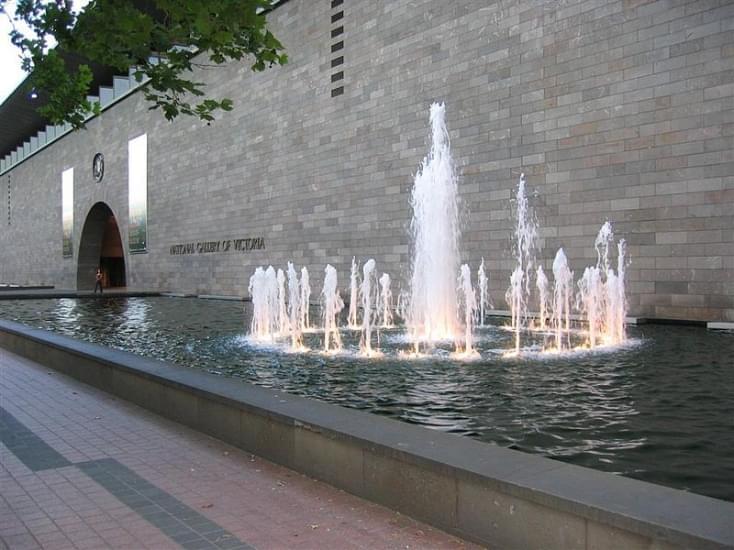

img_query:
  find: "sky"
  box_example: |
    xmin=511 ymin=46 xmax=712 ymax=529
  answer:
xmin=0 ymin=0 xmax=90 ymax=104
xmin=0 ymin=2 xmax=29 ymax=103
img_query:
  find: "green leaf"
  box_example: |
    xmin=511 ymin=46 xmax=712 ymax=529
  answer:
xmin=6 ymin=0 xmax=288 ymax=127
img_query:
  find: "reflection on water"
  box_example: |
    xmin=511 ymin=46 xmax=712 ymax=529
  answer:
xmin=1 ymin=297 xmax=733 ymax=502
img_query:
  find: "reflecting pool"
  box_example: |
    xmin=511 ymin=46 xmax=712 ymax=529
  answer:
xmin=1 ymin=296 xmax=732 ymax=502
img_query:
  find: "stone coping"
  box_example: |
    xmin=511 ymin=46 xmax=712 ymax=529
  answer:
xmin=0 ymin=285 xmax=55 ymax=291
xmin=0 ymin=290 xmax=160 ymax=300
xmin=0 ymin=318 xmax=732 ymax=549
xmin=708 ymin=322 xmax=734 ymax=331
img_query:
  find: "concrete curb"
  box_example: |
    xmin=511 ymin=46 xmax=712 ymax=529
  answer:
xmin=708 ymin=322 xmax=734 ymax=331
xmin=0 ymin=319 xmax=731 ymax=549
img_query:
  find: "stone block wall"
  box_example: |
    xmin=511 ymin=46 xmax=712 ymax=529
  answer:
xmin=1 ymin=0 xmax=733 ymax=321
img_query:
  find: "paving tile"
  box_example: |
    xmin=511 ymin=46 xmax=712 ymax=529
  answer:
xmin=0 ymin=348 xmax=475 ymax=549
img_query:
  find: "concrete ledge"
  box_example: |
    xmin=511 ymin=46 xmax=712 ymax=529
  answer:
xmin=489 ymin=310 xmax=640 ymax=325
xmin=0 ymin=290 xmax=161 ymax=300
xmin=196 ymin=294 xmax=246 ymax=301
xmin=0 ymin=285 xmax=55 ymax=291
xmin=708 ymin=322 xmax=734 ymax=331
xmin=0 ymin=319 xmax=732 ymax=550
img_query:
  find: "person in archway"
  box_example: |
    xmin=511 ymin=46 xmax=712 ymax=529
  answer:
xmin=94 ymin=268 xmax=103 ymax=294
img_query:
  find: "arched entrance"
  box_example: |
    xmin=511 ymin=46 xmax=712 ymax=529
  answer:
xmin=77 ymin=202 xmax=126 ymax=290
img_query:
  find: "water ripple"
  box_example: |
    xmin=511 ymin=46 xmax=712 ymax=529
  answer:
xmin=0 ymin=297 xmax=732 ymax=501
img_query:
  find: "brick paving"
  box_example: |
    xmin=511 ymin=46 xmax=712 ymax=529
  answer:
xmin=0 ymin=349 xmax=477 ymax=549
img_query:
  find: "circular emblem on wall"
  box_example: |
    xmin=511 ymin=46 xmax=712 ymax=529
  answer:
xmin=92 ymin=153 xmax=105 ymax=182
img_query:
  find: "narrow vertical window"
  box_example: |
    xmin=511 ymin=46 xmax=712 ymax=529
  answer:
xmin=128 ymin=134 xmax=148 ymax=253
xmin=62 ymin=168 xmax=74 ymax=257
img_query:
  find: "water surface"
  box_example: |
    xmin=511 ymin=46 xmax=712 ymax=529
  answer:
xmin=1 ymin=296 xmax=732 ymax=501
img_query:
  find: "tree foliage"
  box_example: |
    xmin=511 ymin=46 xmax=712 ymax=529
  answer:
xmin=2 ymin=0 xmax=287 ymax=128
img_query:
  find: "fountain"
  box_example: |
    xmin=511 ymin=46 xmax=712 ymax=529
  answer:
xmin=456 ymin=264 xmax=478 ymax=358
xmin=300 ymin=267 xmax=311 ymax=331
xmin=576 ymin=266 xmax=602 ymax=348
xmin=276 ymin=268 xmax=288 ymax=336
xmin=379 ymin=273 xmax=393 ymax=328
xmin=505 ymin=173 xmax=538 ymax=353
xmin=573 ymin=222 xmax=628 ymax=347
xmin=321 ymin=264 xmax=343 ymax=353
xmin=286 ymin=262 xmax=303 ymax=350
xmin=551 ymin=249 xmax=573 ymax=352
xmin=406 ymin=102 xmax=460 ymax=351
xmin=477 ymin=258 xmax=490 ymax=327
xmin=244 ymin=104 xmax=628 ymax=359
xmin=248 ymin=266 xmax=279 ymax=341
xmin=536 ymin=265 xmax=549 ymax=330
xmin=506 ymin=267 xmax=524 ymax=354
xmin=609 ymin=239 xmax=628 ymax=343
xmin=360 ymin=259 xmax=379 ymax=356
xmin=348 ymin=257 xmax=360 ymax=329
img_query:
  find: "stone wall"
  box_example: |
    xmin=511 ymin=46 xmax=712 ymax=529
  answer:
xmin=1 ymin=0 xmax=733 ymax=321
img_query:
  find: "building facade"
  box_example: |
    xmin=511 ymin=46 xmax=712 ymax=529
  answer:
xmin=1 ymin=0 xmax=733 ymax=321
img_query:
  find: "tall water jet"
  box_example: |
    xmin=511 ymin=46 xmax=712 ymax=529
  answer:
xmin=536 ymin=265 xmax=549 ymax=330
xmin=248 ymin=266 xmax=279 ymax=341
xmin=276 ymin=268 xmax=288 ymax=335
xmin=300 ymin=267 xmax=311 ymax=331
xmin=456 ymin=264 xmax=478 ymax=357
xmin=407 ymin=102 xmax=460 ymax=350
xmin=360 ymin=259 xmax=378 ymax=355
xmin=348 ymin=257 xmax=360 ymax=328
xmin=287 ymin=262 xmax=303 ymax=350
xmin=505 ymin=173 xmax=538 ymax=351
xmin=379 ymin=273 xmax=393 ymax=328
xmin=552 ymin=249 xmax=573 ymax=352
xmin=321 ymin=265 xmax=343 ymax=352
xmin=477 ymin=258 xmax=490 ymax=327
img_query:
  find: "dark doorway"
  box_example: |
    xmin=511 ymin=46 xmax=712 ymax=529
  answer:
xmin=99 ymin=214 xmax=126 ymax=287
xmin=77 ymin=202 xmax=126 ymax=290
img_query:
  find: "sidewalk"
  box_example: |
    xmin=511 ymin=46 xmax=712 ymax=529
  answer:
xmin=0 ymin=349 xmax=476 ymax=550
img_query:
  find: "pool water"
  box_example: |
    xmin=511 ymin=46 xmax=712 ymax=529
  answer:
xmin=1 ymin=296 xmax=732 ymax=502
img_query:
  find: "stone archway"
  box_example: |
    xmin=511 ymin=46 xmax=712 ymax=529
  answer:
xmin=77 ymin=202 xmax=126 ymax=290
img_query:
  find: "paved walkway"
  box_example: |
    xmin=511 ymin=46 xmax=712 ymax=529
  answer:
xmin=0 ymin=349 xmax=477 ymax=549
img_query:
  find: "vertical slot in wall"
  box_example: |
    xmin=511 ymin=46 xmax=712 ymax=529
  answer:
xmin=330 ymin=0 xmax=344 ymax=97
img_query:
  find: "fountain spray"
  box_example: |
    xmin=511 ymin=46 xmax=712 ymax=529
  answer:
xmin=576 ymin=266 xmax=602 ymax=348
xmin=300 ymin=267 xmax=311 ymax=331
xmin=506 ymin=173 xmax=538 ymax=353
xmin=379 ymin=273 xmax=393 ymax=328
xmin=321 ymin=265 xmax=343 ymax=352
xmin=287 ymin=262 xmax=303 ymax=350
xmin=589 ymin=222 xmax=627 ymax=346
xmin=348 ymin=257 xmax=360 ymax=328
xmin=536 ymin=265 xmax=549 ymax=330
xmin=552 ymin=249 xmax=573 ymax=352
xmin=507 ymin=266 xmax=524 ymax=354
xmin=477 ymin=258 xmax=490 ymax=327
xmin=276 ymin=268 xmax=288 ymax=336
xmin=407 ymin=102 xmax=460 ymax=351
xmin=456 ymin=264 xmax=478 ymax=357
xmin=248 ymin=266 xmax=279 ymax=341
xmin=609 ymin=238 xmax=628 ymax=343
xmin=360 ymin=259 xmax=378 ymax=355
